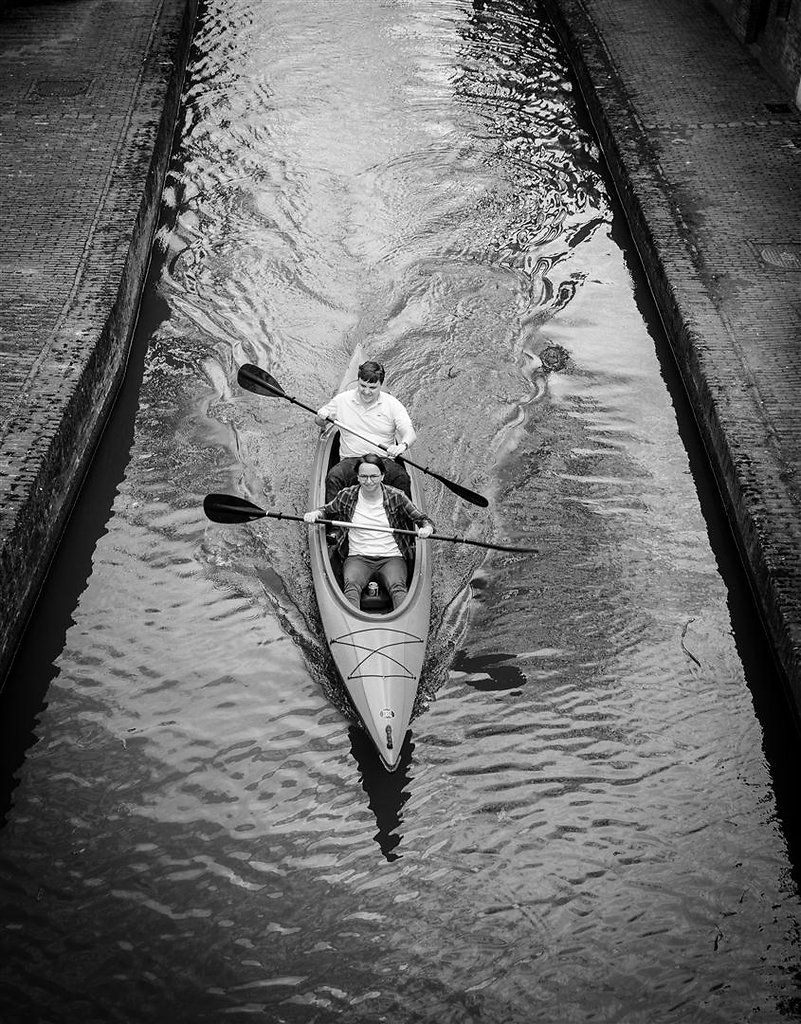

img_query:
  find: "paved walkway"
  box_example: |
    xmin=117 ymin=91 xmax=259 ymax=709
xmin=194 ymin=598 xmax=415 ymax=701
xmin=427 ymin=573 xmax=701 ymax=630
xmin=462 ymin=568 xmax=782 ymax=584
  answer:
xmin=0 ymin=0 xmax=196 ymax=684
xmin=543 ymin=0 xmax=801 ymax=715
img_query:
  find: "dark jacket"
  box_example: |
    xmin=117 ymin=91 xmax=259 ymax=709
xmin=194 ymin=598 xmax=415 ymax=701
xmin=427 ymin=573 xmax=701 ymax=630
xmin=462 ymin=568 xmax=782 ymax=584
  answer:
xmin=319 ymin=484 xmax=434 ymax=563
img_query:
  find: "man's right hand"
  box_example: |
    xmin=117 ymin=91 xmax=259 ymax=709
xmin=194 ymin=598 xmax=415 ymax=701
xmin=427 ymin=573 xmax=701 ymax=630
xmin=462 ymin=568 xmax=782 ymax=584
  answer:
xmin=304 ymin=510 xmax=322 ymax=523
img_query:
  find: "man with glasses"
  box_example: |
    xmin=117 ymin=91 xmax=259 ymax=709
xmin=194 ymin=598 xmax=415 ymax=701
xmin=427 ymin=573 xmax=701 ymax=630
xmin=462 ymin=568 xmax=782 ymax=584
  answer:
xmin=315 ymin=359 xmax=415 ymax=501
xmin=304 ymin=454 xmax=434 ymax=610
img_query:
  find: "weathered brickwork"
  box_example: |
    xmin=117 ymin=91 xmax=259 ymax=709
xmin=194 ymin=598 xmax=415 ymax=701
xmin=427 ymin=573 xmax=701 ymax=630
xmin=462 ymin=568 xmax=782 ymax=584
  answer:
xmin=777 ymin=0 xmax=801 ymax=93
xmin=708 ymin=0 xmax=801 ymax=100
xmin=715 ymin=0 xmax=755 ymax=40
xmin=542 ymin=0 xmax=801 ymax=718
xmin=0 ymin=0 xmax=198 ymax=685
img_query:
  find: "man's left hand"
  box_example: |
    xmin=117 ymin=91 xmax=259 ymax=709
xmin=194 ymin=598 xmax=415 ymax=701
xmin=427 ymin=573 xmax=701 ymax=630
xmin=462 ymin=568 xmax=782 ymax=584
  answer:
xmin=386 ymin=442 xmax=406 ymax=458
xmin=417 ymin=524 xmax=433 ymax=539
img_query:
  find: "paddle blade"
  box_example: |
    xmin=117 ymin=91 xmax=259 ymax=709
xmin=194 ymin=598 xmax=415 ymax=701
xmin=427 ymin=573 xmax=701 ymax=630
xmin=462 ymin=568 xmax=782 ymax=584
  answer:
xmin=438 ymin=475 xmax=489 ymax=508
xmin=203 ymin=493 xmax=267 ymax=524
xmin=237 ymin=363 xmax=285 ymax=398
xmin=414 ymin=463 xmax=488 ymax=508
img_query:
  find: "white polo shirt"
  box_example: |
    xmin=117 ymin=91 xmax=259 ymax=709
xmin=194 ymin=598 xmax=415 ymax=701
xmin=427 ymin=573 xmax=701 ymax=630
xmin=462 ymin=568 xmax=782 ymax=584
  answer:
xmin=317 ymin=390 xmax=414 ymax=459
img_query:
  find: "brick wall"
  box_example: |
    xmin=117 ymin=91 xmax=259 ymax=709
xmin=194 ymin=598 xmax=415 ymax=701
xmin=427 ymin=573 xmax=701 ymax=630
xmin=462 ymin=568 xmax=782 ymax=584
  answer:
xmin=761 ymin=0 xmax=801 ymax=100
xmin=708 ymin=0 xmax=801 ymax=103
xmin=706 ymin=0 xmax=761 ymax=40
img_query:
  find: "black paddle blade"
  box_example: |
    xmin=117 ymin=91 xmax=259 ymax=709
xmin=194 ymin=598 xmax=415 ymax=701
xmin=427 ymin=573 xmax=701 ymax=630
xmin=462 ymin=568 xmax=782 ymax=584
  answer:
xmin=236 ymin=362 xmax=490 ymax=509
xmin=203 ymin=493 xmax=267 ymax=524
xmin=237 ymin=363 xmax=285 ymax=398
xmin=436 ymin=474 xmax=489 ymax=508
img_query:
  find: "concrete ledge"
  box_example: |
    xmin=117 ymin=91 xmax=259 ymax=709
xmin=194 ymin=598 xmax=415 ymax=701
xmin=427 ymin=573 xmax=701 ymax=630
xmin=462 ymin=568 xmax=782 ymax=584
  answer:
xmin=542 ymin=0 xmax=801 ymax=718
xmin=0 ymin=0 xmax=198 ymax=686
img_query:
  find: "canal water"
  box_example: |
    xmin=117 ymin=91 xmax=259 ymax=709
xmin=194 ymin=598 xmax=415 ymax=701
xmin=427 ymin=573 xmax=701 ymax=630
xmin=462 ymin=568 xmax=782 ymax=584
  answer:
xmin=2 ymin=0 xmax=800 ymax=1020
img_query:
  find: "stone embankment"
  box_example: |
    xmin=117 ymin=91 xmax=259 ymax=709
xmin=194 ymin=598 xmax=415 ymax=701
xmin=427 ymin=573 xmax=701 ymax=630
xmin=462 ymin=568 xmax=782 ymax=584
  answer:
xmin=543 ymin=0 xmax=801 ymax=720
xmin=0 ymin=0 xmax=197 ymax=686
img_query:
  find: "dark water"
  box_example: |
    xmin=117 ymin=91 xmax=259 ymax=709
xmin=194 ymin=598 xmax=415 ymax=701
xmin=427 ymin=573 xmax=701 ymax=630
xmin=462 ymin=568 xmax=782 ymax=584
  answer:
xmin=1 ymin=0 xmax=800 ymax=1020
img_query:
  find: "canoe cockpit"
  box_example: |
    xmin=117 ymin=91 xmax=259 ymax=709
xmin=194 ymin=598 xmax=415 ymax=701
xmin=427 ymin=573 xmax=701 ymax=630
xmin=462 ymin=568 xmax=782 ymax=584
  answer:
xmin=324 ymin=431 xmax=415 ymax=616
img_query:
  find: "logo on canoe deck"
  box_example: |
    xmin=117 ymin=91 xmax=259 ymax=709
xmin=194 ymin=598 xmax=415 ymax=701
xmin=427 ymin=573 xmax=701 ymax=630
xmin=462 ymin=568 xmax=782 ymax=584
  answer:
xmin=330 ymin=627 xmax=424 ymax=680
xmin=379 ymin=708 xmax=395 ymax=719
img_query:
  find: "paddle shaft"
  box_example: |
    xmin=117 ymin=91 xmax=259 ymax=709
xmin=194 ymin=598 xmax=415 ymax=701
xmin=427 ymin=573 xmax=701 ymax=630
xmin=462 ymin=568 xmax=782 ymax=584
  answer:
xmin=313 ymin=519 xmax=536 ymax=554
xmin=236 ymin=363 xmax=489 ymax=508
xmin=203 ymin=495 xmax=537 ymax=554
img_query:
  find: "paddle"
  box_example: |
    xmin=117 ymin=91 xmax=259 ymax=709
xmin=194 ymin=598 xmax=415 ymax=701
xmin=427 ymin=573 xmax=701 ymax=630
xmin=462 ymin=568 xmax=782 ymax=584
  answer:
xmin=204 ymin=494 xmax=538 ymax=554
xmin=237 ymin=363 xmax=489 ymax=509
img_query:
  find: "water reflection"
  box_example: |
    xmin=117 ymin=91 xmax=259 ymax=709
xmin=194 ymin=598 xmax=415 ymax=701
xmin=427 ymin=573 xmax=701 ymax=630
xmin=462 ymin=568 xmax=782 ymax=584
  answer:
xmin=1 ymin=0 xmax=799 ymax=1020
xmin=349 ymin=726 xmax=414 ymax=862
xmin=451 ymin=648 xmax=527 ymax=691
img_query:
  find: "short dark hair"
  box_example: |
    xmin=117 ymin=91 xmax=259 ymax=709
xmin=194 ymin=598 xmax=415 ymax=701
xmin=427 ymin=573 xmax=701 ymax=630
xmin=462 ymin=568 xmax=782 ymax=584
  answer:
xmin=356 ymin=453 xmax=386 ymax=476
xmin=358 ymin=360 xmax=385 ymax=384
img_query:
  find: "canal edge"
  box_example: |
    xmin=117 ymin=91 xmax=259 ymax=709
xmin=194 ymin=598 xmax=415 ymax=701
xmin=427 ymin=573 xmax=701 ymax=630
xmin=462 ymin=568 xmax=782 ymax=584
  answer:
xmin=541 ymin=0 xmax=801 ymax=723
xmin=0 ymin=0 xmax=199 ymax=689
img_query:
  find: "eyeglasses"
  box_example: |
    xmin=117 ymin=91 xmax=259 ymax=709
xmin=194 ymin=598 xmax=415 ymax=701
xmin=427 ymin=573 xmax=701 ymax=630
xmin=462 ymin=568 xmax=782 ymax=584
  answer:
xmin=357 ymin=473 xmax=381 ymax=480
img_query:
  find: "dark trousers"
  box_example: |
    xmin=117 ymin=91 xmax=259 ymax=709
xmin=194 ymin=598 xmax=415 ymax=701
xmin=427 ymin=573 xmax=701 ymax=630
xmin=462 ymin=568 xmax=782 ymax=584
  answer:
xmin=325 ymin=456 xmax=411 ymax=502
xmin=343 ymin=555 xmax=408 ymax=609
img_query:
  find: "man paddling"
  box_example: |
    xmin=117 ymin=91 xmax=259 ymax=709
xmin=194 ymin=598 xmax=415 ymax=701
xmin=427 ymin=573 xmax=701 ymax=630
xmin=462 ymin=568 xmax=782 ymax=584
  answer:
xmin=315 ymin=359 xmax=415 ymax=501
xmin=304 ymin=454 xmax=434 ymax=610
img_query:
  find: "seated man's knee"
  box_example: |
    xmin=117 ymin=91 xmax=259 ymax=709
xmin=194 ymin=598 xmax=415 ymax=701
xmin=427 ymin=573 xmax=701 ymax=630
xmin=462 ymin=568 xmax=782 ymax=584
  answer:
xmin=382 ymin=558 xmax=408 ymax=607
xmin=343 ymin=571 xmax=365 ymax=608
xmin=325 ymin=461 xmax=357 ymax=501
xmin=385 ymin=463 xmax=411 ymax=497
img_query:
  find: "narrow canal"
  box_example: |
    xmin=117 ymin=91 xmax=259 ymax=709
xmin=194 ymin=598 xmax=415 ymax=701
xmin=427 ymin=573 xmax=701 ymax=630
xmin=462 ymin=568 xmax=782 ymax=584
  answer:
xmin=1 ymin=0 xmax=800 ymax=1020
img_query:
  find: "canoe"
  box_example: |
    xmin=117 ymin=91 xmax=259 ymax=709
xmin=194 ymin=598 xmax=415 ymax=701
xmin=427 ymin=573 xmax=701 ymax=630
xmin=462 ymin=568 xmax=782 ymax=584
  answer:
xmin=307 ymin=348 xmax=432 ymax=771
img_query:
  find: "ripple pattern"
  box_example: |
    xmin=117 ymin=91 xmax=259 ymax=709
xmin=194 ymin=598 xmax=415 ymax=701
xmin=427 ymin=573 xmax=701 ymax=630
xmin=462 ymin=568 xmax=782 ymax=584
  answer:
xmin=0 ymin=0 xmax=799 ymax=1021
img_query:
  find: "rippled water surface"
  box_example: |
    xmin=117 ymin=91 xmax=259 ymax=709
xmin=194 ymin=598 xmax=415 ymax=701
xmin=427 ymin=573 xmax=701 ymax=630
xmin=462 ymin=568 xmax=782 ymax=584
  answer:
xmin=2 ymin=0 xmax=800 ymax=1020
